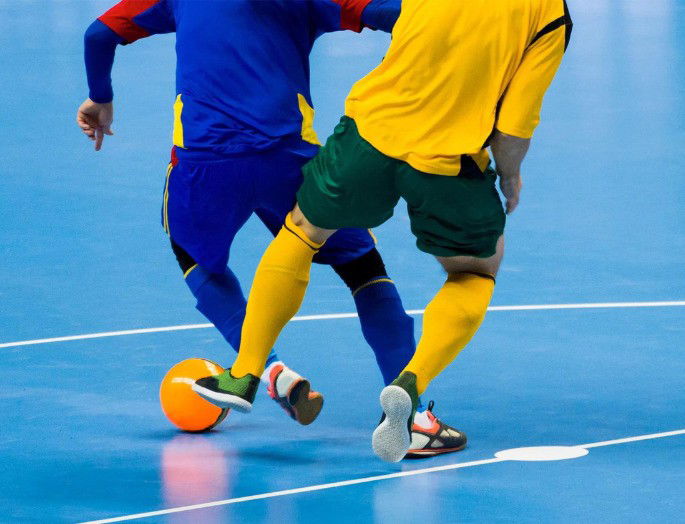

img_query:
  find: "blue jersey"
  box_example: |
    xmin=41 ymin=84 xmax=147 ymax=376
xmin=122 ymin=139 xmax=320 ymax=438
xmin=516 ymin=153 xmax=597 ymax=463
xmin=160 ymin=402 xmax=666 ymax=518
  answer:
xmin=96 ymin=0 xmax=397 ymax=157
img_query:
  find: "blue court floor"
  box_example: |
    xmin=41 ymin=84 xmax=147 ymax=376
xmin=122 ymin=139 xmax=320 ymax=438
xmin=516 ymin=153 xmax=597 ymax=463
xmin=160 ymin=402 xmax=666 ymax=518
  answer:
xmin=1 ymin=1 xmax=684 ymax=522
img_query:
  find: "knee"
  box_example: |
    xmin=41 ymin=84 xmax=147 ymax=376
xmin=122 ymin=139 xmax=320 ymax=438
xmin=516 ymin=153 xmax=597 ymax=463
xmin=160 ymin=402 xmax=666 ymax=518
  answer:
xmin=332 ymin=248 xmax=388 ymax=293
xmin=291 ymin=205 xmax=335 ymax=244
xmin=437 ymin=235 xmax=504 ymax=276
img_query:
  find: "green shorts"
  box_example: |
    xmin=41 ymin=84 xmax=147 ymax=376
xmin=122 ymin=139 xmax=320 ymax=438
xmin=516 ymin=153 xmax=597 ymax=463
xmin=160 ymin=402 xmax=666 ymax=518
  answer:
xmin=297 ymin=116 xmax=506 ymax=258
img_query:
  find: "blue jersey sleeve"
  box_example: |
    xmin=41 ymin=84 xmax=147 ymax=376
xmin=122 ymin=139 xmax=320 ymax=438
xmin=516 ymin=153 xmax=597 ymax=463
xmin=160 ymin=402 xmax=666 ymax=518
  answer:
xmin=84 ymin=20 xmax=124 ymax=103
xmin=84 ymin=0 xmax=175 ymax=103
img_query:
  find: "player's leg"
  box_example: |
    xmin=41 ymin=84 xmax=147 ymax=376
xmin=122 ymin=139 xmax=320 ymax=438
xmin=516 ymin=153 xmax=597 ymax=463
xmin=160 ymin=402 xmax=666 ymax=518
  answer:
xmin=164 ymin=152 xmax=322 ymax=422
xmin=169 ymin=239 xmax=278 ymax=367
xmin=403 ymin=242 xmax=503 ymax=394
xmin=328 ymin=244 xmax=416 ymax=386
xmin=193 ymin=206 xmax=334 ymax=410
xmin=373 ymin=161 xmax=506 ymax=462
xmin=254 ymin=174 xmax=418 ymax=425
xmin=257 ymin=217 xmax=417 ymax=390
xmin=186 ymin=147 xmax=336 ymax=413
xmin=262 ymin=187 xmax=465 ymax=455
xmin=171 ymin=238 xmax=322 ymax=424
xmin=256 ymin=190 xmax=416 ymax=391
xmin=194 ymin=116 xmax=400 ymax=410
xmin=374 ymin=246 xmax=501 ymax=460
xmin=163 ymin=153 xmax=261 ymax=359
xmin=326 ymin=235 xmax=467 ymax=458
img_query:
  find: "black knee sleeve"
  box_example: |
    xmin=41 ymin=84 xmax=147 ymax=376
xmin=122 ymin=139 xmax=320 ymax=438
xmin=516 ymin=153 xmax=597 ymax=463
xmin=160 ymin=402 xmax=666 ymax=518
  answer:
xmin=170 ymin=239 xmax=197 ymax=275
xmin=332 ymin=248 xmax=389 ymax=292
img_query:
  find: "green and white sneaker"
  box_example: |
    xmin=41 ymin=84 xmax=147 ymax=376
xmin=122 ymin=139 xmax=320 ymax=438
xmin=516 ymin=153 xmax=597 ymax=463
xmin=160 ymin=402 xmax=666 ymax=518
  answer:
xmin=192 ymin=369 xmax=259 ymax=412
xmin=372 ymin=371 xmax=420 ymax=462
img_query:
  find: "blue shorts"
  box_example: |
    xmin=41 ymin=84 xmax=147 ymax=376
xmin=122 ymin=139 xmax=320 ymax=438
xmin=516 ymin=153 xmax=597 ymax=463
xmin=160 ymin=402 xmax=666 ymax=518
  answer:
xmin=161 ymin=148 xmax=375 ymax=274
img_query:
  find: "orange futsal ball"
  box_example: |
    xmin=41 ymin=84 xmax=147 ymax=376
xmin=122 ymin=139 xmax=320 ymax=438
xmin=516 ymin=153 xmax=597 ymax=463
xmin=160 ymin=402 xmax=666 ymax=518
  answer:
xmin=160 ymin=358 xmax=230 ymax=432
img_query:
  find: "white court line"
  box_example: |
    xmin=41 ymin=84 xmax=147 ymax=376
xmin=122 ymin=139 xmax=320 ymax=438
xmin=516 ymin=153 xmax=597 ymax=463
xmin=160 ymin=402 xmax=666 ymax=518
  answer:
xmin=81 ymin=458 xmax=505 ymax=524
xmin=79 ymin=428 xmax=685 ymax=524
xmin=2 ymin=300 xmax=684 ymax=350
xmin=580 ymin=429 xmax=685 ymax=449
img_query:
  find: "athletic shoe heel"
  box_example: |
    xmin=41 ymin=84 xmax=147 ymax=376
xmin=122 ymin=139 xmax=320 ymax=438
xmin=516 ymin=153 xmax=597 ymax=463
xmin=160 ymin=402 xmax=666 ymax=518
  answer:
xmin=288 ymin=379 xmax=324 ymax=426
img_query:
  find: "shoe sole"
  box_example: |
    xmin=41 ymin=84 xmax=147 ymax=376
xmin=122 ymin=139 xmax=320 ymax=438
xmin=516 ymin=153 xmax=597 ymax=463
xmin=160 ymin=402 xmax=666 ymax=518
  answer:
xmin=288 ymin=379 xmax=323 ymax=426
xmin=192 ymin=383 xmax=253 ymax=412
xmin=404 ymin=443 xmax=467 ymax=459
xmin=372 ymin=385 xmax=412 ymax=462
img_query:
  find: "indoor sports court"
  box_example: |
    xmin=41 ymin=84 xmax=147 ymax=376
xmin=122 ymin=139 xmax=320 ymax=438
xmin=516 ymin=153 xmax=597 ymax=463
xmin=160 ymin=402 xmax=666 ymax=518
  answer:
xmin=1 ymin=1 xmax=683 ymax=522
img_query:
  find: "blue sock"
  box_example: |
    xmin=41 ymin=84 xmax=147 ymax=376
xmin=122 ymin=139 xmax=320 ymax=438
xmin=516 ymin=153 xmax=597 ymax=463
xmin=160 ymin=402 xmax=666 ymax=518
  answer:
xmin=184 ymin=265 xmax=279 ymax=367
xmin=353 ymin=279 xmax=425 ymax=412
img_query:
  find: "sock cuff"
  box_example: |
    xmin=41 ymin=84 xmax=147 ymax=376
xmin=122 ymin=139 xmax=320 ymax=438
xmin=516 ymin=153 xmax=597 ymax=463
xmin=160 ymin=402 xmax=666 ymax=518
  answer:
xmin=283 ymin=212 xmax=324 ymax=251
xmin=447 ymin=271 xmax=496 ymax=285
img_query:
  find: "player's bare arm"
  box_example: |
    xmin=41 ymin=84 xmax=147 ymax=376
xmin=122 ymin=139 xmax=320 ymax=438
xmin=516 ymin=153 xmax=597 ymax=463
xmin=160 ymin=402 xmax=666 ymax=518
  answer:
xmin=490 ymin=130 xmax=531 ymax=214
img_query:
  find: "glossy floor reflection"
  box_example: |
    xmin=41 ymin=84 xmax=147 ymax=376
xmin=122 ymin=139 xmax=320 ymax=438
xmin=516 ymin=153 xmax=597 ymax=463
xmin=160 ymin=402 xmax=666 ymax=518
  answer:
xmin=1 ymin=1 xmax=684 ymax=522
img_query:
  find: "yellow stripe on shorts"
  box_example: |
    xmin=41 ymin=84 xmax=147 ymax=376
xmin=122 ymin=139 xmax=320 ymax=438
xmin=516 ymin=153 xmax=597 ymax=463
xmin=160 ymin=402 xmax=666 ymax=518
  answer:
xmin=163 ymin=162 xmax=173 ymax=234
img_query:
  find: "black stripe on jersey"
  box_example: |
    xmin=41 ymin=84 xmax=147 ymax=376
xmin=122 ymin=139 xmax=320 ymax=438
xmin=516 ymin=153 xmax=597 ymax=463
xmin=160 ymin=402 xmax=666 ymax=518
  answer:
xmin=530 ymin=1 xmax=573 ymax=51
xmin=563 ymin=0 xmax=573 ymax=51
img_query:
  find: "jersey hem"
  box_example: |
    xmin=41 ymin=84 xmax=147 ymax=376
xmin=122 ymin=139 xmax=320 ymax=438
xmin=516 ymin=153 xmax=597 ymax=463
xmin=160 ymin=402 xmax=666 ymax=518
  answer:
xmin=346 ymin=110 xmax=484 ymax=177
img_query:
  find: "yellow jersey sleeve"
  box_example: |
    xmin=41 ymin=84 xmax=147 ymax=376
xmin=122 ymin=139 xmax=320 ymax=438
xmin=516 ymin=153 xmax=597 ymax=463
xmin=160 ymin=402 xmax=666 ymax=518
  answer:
xmin=496 ymin=5 xmax=572 ymax=139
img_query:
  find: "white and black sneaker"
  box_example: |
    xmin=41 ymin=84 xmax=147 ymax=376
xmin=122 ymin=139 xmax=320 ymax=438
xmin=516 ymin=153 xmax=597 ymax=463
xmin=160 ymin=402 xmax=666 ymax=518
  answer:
xmin=405 ymin=401 xmax=467 ymax=458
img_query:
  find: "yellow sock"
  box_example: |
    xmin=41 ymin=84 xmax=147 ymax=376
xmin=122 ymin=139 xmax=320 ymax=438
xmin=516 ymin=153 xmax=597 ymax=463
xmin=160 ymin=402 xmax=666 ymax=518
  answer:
xmin=403 ymin=273 xmax=495 ymax=394
xmin=231 ymin=213 xmax=323 ymax=378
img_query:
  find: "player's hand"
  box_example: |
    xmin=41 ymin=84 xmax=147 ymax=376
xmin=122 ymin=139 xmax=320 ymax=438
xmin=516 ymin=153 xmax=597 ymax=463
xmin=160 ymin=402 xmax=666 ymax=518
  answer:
xmin=76 ymin=99 xmax=114 ymax=151
xmin=498 ymin=171 xmax=522 ymax=214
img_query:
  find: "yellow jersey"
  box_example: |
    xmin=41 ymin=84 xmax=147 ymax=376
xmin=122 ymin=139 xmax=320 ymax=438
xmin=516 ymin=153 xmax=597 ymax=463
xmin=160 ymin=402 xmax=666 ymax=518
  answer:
xmin=345 ymin=0 xmax=572 ymax=175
